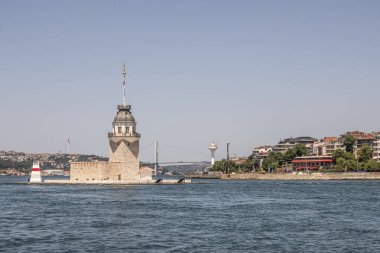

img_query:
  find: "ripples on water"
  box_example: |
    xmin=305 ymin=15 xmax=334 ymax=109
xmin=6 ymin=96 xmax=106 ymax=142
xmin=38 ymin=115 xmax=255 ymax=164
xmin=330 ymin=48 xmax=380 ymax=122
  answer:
xmin=0 ymin=176 xmax=379 ymax=252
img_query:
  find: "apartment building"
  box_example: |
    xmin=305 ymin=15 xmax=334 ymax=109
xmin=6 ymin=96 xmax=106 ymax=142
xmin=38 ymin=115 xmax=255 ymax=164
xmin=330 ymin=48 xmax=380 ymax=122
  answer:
xmin=273 ymin=136 xmax=317 ymax=154
xmin=372 ymin=132 xmax=380 ymax=161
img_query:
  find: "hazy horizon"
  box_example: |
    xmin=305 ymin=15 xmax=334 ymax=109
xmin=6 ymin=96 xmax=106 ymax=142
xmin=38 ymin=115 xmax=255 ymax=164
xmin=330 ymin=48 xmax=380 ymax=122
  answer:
xmin=1 ymin=0 xmax=379 ymax=162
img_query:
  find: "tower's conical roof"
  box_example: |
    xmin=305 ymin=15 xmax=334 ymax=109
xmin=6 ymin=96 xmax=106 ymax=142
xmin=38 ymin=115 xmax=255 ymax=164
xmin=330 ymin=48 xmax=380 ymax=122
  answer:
xmin=113 ymin=109 xmax=135 ymax=123
xmin=113 ymin=106 xmax=135 ymax=124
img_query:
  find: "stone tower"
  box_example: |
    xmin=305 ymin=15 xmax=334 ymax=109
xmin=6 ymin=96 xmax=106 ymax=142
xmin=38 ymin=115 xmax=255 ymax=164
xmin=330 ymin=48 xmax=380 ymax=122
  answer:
xmin=107 ymin=63 xmax=140 ymax=181
xmin=69 ymin=63 xmax=146 ymax=183
xmin=108 ymin=103 xmax=140 ymax=180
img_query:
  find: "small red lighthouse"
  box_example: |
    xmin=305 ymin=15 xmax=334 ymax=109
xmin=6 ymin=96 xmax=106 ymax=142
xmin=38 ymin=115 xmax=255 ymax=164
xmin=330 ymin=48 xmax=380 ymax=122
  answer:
xmin=29 ymin=162 xmax=43 ymax=183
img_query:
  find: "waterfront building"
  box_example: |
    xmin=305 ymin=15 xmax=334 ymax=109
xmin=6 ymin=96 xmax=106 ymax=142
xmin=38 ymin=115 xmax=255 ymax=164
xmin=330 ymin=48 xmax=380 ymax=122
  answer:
xmin=252 ymin=145 xmax=272 ymax=157
xmin=323 ymin=137 xmax=340 ymax=155
xmin=272 ymin=141 xmax=294 ymax=153
xmin=312 ymin=137 xmax=340 ymax=156
xmin=344 ymin=131 xmax=375 ymax=148
xmin=42 ymin=169 xmax=64 ymax=176
xmin=251 ymin=145 xmax=272 ymax=167
xmin=139 ymin=166 xmax=154 ymax=181
xmin=291 ymin=156 xmax=333 ymax=171
xmin=338 ymin=131 xmax=376 ymax=158
xmin=371 ymin=131 xmax=380 ymax=161
xmin=312 ymin=131 xmax=379 ymax=160
xmin=230 ymin=156 xmax=247 ymax=165
xmin=272 ymin=136 xmax=317 ymax=154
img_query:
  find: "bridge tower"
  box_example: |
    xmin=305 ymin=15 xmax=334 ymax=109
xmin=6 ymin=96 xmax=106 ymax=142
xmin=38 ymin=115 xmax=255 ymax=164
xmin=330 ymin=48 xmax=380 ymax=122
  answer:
xmin=108 ymin=63 xmax=141 ymax=180
xmin=208 ymin=141 xmax=218 ymax=167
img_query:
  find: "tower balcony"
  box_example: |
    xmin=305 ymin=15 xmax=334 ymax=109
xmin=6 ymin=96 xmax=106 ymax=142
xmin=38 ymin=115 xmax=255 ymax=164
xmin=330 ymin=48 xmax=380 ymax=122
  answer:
xmin=108 ymin=132 xmax=140 ymax=144
xmin=108 ymin=132 xmax=141 ymax=138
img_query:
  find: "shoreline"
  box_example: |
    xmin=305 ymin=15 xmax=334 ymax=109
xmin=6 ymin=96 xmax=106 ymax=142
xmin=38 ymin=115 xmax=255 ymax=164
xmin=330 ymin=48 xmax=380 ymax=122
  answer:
xmin=219 ymin=172 xmax=380 ymax=180
xmin=188 ymin=172 xmax=380 ymax=180
xmin=40 ymin=178 xmax=191 ymax=185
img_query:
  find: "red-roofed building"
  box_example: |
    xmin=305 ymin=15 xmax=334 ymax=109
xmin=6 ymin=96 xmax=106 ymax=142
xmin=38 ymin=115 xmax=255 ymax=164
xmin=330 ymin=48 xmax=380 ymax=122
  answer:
xmin=312 ymin=137 xmax=342 ymax=156
xmin=322 ymin=137 xmax=338 ymax=143
xmin=291 ymin=156 xmax=333 ymax=171
xmin=339 ymin=131 xmax=376 ymax=157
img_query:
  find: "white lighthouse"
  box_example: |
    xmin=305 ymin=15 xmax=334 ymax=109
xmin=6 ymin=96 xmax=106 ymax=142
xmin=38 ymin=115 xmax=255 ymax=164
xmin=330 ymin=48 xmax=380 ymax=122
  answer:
xmin=29 ymin=162 xmax=43 ymax=183
xmin=208 ymin=141 xmax=218 ymax=167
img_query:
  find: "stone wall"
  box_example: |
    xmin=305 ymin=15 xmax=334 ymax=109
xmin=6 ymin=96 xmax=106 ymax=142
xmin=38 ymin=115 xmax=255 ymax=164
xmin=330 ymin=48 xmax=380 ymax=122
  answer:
xmin=70 ymin=160 xmax=141 ymax=182
xmin=70 ymin=161 xmax=107 ymax=182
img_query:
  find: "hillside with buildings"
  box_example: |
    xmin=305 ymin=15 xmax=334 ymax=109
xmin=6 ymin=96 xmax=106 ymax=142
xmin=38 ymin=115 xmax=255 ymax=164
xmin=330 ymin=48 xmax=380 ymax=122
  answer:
xmin=0 ymin=150 xmax=210 ymax=176
xmin=2 ymin=130 xmax=380 ymax=176
xmin=0 ymin=151 xmax=107 ymax=175
xmin=211 ymin=130 xmax=380 ymax=173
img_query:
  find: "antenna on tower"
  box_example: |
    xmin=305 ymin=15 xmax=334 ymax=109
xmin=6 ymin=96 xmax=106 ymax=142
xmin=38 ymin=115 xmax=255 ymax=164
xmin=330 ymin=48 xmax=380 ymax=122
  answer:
xmin=122 ymin=62 xmax=127 ymax=106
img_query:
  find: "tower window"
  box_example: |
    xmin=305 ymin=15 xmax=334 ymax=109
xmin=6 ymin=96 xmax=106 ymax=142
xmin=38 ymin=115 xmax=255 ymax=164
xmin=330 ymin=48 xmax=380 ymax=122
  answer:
xmin=118 ymin=127 xmax=122 ymax=133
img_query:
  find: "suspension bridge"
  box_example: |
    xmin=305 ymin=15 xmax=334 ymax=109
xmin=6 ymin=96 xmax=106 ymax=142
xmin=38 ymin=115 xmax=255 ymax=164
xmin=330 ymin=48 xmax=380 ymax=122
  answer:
xmin=139 ymin=141 xmax=211 ymax=175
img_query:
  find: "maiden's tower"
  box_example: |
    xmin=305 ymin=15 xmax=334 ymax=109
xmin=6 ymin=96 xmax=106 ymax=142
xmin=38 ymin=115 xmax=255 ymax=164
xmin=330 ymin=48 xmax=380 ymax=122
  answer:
xmin=69 ymin=63 xmax=147 ymax=183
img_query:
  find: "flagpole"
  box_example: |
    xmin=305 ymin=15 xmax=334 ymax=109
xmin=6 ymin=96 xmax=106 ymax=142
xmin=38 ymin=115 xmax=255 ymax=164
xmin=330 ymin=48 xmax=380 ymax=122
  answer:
xmin=67 ymin=138 xmax=70 ymax=154
xmin=122 ymin=62 xmax=126 ymax=105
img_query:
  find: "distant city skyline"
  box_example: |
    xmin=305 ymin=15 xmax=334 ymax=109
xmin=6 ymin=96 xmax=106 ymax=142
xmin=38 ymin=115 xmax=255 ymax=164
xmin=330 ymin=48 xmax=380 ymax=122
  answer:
xmin=1 ymin=1 xmax=379 ymax=162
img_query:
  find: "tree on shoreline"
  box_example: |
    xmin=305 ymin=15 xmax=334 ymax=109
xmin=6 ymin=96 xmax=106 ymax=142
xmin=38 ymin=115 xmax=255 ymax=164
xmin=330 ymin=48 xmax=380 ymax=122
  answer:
xmin=332 ymin=146 xmax=380 ymax=172
xmin=262 ymin=151 xmax=285 ymax=170
xmin=358 ymin=145 xmax=373 ymax=163
xmin=364 ymin=159 xmax=380 ymax=171
xmin=283 ymin=144 xmax=307 ymax=163
xmin=343 ymin=134 xmax=355 ymax=153
xmin=211 ymin=160 xmax=238 ymax=173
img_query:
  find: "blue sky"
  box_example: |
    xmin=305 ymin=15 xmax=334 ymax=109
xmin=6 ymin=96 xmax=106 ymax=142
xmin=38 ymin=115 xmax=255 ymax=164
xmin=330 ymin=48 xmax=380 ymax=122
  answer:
xmin=1 ymin=0 xmax=379 ymax=162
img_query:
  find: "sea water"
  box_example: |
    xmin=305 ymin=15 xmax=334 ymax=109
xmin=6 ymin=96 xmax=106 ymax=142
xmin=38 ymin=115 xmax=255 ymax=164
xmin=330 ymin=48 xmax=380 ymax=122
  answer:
xmin=0 ymin=176 xmax=379 ymax=252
